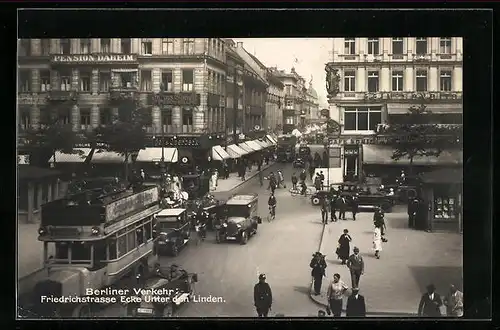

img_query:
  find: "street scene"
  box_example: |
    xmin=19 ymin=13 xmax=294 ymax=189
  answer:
xmin=18 ymin=37 xmax=463 ymax=318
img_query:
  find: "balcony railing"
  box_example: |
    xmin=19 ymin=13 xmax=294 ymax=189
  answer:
xmin=146 ymin=125 xmax=194 ymax=134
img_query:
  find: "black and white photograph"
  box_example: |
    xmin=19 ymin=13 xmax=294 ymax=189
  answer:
xmin=15 ymin=8 xmax=488 ymax=320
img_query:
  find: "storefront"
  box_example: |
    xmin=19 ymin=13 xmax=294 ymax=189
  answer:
xmin=419 ymin=168 xmax=463 ymax=233
xmin=135 ymin=147 xmax=178 ymax=180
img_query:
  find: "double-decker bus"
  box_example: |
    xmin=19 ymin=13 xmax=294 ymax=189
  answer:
xmin=33 ymin=186 xmax=161 ymax=317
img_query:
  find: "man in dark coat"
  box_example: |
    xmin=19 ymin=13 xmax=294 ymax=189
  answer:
xmin=310 ymin=252 xmax=327 ymax=295
xmin=309 ymin=165 xmax=315 ymax=181
xmin=408 ymin=197 xmax=419 ymax=229
xmin=338 ymin=195 xmax=348 ymax=220
xmin=299 ymin=169 xmax=307 ymax=183
xmin=350 ymin=195 xmax=359 ymax=221
xmin=418 ymin=284 xmax=443 ymax=317
xmin=254 ymin=274 xmax=273 ymax=317
xmin=329 ymin=193 xmax=338 ymax=222
xmin=346 ymin=288 xmax=366 ymax=317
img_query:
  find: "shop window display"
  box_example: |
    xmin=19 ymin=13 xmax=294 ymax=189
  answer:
xmin=434 ymin=196 xmax=456 ymax=219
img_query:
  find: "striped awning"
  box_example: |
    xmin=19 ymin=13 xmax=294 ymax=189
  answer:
xmin=266 ymin=134 xmax=277 ymax=145
xmin=49 ymin=148 xmax=91 ymax=163
xmin=136 ymin=148 xmax=178 ymax=163
xmin=226 ymin=144 xmax=248 ymax=158
xmin=246 ymin=140 xmax=263 ymax=151
xmin=91 ymin=151 xmax=132 ymax=163
xmin=238 ymin=142 xmax=255 ymax=154
xmin=212 ymin=145 xmax=231 ymax=161
xmin=255 ymin=139 xmax=270 ymax=149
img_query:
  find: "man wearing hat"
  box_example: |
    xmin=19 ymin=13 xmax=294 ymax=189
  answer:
xmin=346 ymin=247 xmax=364 ymax=289
xmin=254 ymin=274 xmax=273 ymax=317
xmin=418 ymin=284 xmax=443 ymax=317
xmin=310 ymin=252 xmax=327 ymax=295
xmin=346 ymin=288 xmax=366 ymax=317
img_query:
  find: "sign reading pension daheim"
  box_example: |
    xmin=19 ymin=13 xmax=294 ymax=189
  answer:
xmin=51 ymin=54 xmax=137 ymax=63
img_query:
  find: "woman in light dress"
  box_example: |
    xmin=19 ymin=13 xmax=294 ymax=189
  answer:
xmin=373 ymin=225 xmax=383 ymax=259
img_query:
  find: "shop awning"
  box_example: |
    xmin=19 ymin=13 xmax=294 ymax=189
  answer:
xmin=255 ymin=139 xmax=270 ymax=149
xmin=419 ymin=168 xmax=463 ymax=184
xmin=362 ymin=145 xmax=463 ymax=165
xmin=226 ymin=144 xmax=248 ymax=158
xmin=387 ymin=103 xmax=463 ymax=115
xmin=212 ymin=145 xmax=231 ymax=161
xmin=245 ymin=140 xmax=263 ymax=151
xmin=266 ymin=134 xmax=277 ymax=145
xmin=238 ymin=142 xmax=255 ymax=154
xmin=91 ymin=151 xmax=132 ymax=164
xmin=136 ymin=147 xmax=178 ymax=163
xmin=49 ymin=148 xmax=91 ymax=163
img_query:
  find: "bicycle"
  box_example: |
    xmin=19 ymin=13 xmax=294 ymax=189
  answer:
xmin=290 ymin=186 xmax=314 ymax=197
xmin=267 ymin=205 xmax=276 ymax=222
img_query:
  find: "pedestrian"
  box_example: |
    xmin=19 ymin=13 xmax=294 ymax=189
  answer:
xmin=418 ymin=284 xmax=443 ymax=317
xmin=310 ymin=252 xmax=327 ymax=295
xmin=351 ymin=195 xmax=359 ymax=221
xmin=346 ymin=288 xmax=366 ymax=317
xmin=408 ymin=197 xmax=419 ymax=228
xmin=346 ymin=247 xmax=364 ymax=289
xmin=254 ymin=274 xmax=272 ymax=317
xmin=291 ymin=172 xmax=298 ymax=190
xmin=373 ymin=208 xmax=386 ymax=236
xmin=319 ymin=171 xmax=325 ymax=188
xmin=309 ymin=165 xmax=315 ymax=181
xmin=329 ymin=192 xmax=338 ymax=222
xmin=299 ymin=169 xmax=307 ymax=183
xmin=336 ymin=229 xmax=352 ymax=264
xmin=373 ymin=225 xmax=383 ymax=259
xmin=338 ymin=195 xmax=348 ymax=220
xmin=268 ymin=172 xmax=277 ymax=194
xmin=327 ymin=273 xmax=348 ymax=317
xmin=259 ymin=170 xmax=264 ymax=187
xmin=314 ymin=175 xmax=322 ymax=191
xmin=443 ymin=284 xmax=464 ymax=317
xmin=320 ymin=198 xmax=329 ymax=224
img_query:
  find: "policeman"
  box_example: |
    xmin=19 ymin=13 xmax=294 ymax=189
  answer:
xmin=320 ymin=198 xmax=329 ymax=224
xmin=254 ymin=274 xmax=273 ymax=317
xmin=351 ymin=195 xmax=359 ymax=221
xmin=329 ymin=191 xmax=338 ymax=222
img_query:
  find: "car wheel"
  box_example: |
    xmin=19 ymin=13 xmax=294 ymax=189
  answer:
xmin=312 ymin=197 xmax=320 ymax=205
xmin=240 ymin=231 xmax=248 ymax=245
xmin=171 ymin=244 xmax=179 ymax=257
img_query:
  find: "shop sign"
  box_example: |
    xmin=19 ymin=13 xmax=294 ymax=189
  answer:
xmin=364 ymin=91 xmax=462 ymax=101
xmin=152 ymin=92 xmax=201 ymax=106
xmin=18 ymin=93 xmax=48 ymax=105
xmin=51 ymin=54 xmax=137 ymax=64
xmin=106 ymin=187 xmax=158 ymax=222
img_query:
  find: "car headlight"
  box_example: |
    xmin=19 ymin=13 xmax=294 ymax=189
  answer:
xmin=222 ymin=223 xmax=227 ymax=227
xmin=236 ymin=224 xmax=241 ymax=228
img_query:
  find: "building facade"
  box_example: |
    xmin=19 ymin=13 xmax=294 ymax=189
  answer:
xmin=273 ymin=67 xmax=308 ymax=134
xmin=224 ymin=40 xmax=245 ymax=143
xmin=326 ymin=37 xmax=463 ymax=183
xmin=265 ymin=69 xmax=285 ymax=134
xmin=302 ymin=79 xmax=320 ymax=125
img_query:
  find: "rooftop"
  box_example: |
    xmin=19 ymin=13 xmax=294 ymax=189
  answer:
xmin=226 ymin=194 xmax=258 ymax=205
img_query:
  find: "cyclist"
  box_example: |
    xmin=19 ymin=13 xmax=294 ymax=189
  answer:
xmin=277 ymin=170 xmax=285 ymax=189
xmin=268 ymin=172 xmax=277 ymax=194
xmin=268 ymin=193 xmax=277 ymax=218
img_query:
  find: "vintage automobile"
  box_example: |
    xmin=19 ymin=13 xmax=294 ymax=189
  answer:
xmin=127 ymin=264 xmax=198 ymax=317
xmin=153 ymin=209 xmax=191 ymax=256
xmin=215 ymin=194 xmax=262 ymax=244
xmin=310 ymin=182 xmax=394 ymax=212
xmin=292 ymin=157 xmax=306 ymax=168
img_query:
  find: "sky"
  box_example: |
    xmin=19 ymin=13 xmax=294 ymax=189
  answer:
xmin=232 ymin=38 xmax=332 ymax=108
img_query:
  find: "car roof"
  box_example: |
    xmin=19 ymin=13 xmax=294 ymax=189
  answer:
xmin=156 ymin=208 xmax=186 ymax=217
xmin=226 ymin=194 xmax=258 ymax=205
xmin=144 ymin=277 xmax=170 ymax=290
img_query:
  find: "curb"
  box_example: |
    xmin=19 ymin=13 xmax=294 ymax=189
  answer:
xmin=214 ymin=162 xmax=277 ymax=194
xmin=308 ymin=223 xmax=416 ymax=317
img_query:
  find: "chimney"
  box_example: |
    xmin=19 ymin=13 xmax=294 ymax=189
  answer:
xmin=237 ymin=42 xmax=243 ymax=48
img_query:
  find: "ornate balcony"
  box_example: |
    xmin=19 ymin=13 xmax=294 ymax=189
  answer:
xmin=109 ymin=86 xmax=139 ymax=102
xmin=47 ymin=90 xmax=78 ymax=103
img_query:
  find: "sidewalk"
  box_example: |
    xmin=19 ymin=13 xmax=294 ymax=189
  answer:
xmin=310 ymin=206 xmax=463 ymax=316
xmin=210 ymin=161 xmax=275 ymax=193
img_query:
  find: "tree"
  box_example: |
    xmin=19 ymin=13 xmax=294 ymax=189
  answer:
xmin=24 ymin=110 xmax=82 ymax=167
xmin=376 ymin=104 xmax=463 ymax=175
xmin=95 ymin=102 xmax=151 ymax=179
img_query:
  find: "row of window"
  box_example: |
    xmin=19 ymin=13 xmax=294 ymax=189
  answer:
xmin=18 ymin=69 xmax=196 ymax=93
xmin=18 ymin=38 xmax=209 ymax=56
xmin=344 ymin=37 xmax=454 ymax=56
xmin=344 ymin=107 xmax=382 ymax=131
xmin=208 ymin=70 xmax=225 ymax=95
xmin=343 ymin=69 xmax=454 ymax=93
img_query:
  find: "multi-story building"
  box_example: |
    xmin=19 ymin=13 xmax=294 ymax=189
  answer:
xmin=224 ymin=40 xmax=245 ymax=144
xmin=326 ymin=37 xmax=463 ymax=183
xmin=233 ymin=42 xmax=268 ymax=134
xmin=274 ymin=67 xmax=307 ymax=134
xmin=301 ymin=78 xmax=320 ymax=125
xmin=18 ymin=38 xmax=230 ymax=172
xmin=265 ymin=69 xmax=285 ymax=134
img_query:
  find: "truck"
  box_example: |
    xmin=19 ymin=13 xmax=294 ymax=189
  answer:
xmin=276 ymin=135 xmax=297 ymax=162
xmin=32 ymin=185 xmax=161 ymax=317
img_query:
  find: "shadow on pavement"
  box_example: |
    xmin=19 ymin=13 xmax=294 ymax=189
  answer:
xmin=293 ymin=285 xmax=311 ymax=295
xmin=409 ymin=266 xmax=463 ymax=294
